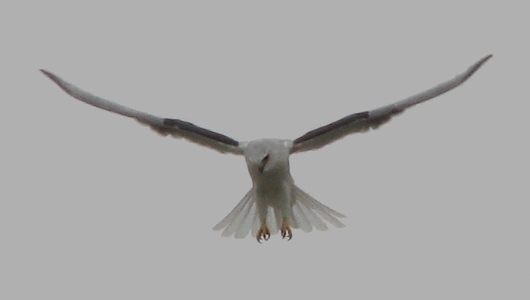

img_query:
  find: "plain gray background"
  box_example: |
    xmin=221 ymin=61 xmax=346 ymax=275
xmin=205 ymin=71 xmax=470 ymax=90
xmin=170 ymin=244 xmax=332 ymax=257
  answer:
xmin=1 ymin=1 xmax=528 ymax=299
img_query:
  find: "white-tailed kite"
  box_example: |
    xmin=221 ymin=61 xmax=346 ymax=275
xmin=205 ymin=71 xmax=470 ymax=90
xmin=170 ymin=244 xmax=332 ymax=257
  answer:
xmin=40 ymin=54 xmax=491 ymax=242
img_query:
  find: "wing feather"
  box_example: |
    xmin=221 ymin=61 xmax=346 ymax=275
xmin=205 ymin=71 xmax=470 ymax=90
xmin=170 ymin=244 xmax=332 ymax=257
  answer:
xmin=40 ymin=70 xmax=243 ymax=155
xmin=291 ymin=55 xmax=492 ymax=153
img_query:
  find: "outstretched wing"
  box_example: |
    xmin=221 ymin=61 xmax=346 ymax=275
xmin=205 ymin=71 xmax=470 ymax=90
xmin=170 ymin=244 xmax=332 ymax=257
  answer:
xmin=40 ymin=70 xmax=244 ymax=155
xmin=290 ymin=55 xmax=492 ymax=154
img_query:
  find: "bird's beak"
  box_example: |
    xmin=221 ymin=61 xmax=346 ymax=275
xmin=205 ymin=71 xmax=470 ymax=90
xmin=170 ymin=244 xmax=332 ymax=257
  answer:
xmin=258 ymin=154 xmax=269 ymax=173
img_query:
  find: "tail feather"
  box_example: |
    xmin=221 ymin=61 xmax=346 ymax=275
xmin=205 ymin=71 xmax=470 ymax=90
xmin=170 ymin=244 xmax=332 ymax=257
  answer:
xmin=303 ymin=190 xmax=347 ymax=219
xmin=295 ymin=199 xmax=329 ymax=231
xmin=234 ymin=202 xmax=258 ymax=239
xmin=212 ymin=190 xmax=252 ymax=231
xmin=221 ymin=193 xmax=254 ymax=237
xmin=291 ymin=202 xmax=313 ymax=232
xmin=293 ymin=186 xmax=346 ymax=230
xmin=213 ymin=189 xmax=256 ymax=236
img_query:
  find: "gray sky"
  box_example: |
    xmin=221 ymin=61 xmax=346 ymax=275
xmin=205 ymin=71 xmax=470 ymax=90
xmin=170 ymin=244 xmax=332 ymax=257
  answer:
xmin=2 ymin=1 xmax=528 ymax=299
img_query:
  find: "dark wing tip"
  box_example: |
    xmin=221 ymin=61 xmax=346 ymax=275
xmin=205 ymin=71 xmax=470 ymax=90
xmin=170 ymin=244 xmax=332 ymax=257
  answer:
xmin=459 ymin=54 xmax=492 ymax=83
xmin=472 ymin=54 xmax=493 ymax=72
xmin=40 ymin=69 xmax=63 ymax=85
xmin=478 ymin=54 xmax=493 ymax=66
xmin=40 ymin=69 xmax=53 ymax=78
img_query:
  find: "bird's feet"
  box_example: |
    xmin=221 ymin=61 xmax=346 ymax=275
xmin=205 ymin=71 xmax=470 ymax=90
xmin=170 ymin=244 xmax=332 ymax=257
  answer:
xmin=256 ymin=222 xmax=270 ymax=243
xmin=281 ymin=219 xmax=293 ymax=240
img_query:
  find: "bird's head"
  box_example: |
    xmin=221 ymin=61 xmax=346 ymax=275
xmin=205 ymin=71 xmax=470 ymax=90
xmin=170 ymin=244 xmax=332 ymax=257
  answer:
xmin=243 ymin=139 xmax=291 ymax=180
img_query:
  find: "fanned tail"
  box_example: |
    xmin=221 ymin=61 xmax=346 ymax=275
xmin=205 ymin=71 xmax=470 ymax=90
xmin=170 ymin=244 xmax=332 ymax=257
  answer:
xmin=212 ymin=186 xmax=346 ymax=239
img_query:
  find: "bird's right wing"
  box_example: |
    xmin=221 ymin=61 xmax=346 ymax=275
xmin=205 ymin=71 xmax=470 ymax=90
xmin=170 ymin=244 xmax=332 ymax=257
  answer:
xmin=290 ymin=54 xmax=492 ymax=154
xmin=41 ymin=70 xmax=244 ymax=155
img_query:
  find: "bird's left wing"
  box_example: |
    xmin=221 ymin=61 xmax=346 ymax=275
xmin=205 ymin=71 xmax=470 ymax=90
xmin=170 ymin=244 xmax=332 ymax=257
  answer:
xmin=290 ymin=54 xmax=492 ymax=154
xmin=40 ymin=70 xmax=244 ymax=155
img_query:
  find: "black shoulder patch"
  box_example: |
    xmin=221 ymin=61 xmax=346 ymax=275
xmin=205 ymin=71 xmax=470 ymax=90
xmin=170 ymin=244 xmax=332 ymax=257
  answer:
xmin=162 ymin=118 xmax=239 ymax=146
xmin=293 ymin=111 xmax=369 ymax=144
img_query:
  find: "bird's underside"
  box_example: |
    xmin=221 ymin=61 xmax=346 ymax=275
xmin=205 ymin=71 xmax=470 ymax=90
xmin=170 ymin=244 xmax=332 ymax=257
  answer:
xmin=40 ymin=54 xmax=491 ymax=242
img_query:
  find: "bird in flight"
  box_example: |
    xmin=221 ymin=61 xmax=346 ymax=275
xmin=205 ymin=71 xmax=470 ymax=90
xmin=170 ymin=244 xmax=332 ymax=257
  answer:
xmin=41 ymin=54 xmax=491 ymax=242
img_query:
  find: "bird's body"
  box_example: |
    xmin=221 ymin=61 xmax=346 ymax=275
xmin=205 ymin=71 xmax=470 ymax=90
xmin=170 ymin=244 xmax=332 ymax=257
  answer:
xmin=40 ymin=54 xmax=491 ymax=242
xmin=247 ymin=139 xmax=297 ymax=241
xmin=224 ymin=138 xmax=346 ymax=241
xmin=246 ymin=139 xmax=294 ymax=226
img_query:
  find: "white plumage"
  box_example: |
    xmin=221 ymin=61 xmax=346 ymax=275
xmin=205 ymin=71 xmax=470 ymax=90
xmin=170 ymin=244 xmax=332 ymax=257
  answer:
xmin=40 ymin=54 xmax=491 ymax=242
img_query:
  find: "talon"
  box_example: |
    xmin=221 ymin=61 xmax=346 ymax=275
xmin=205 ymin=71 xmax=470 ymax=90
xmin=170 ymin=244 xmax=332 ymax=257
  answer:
xmin=256 ymin=221 xmax=270 ymax=243
xmin=281 ymin=219 xmax=293 ymax=241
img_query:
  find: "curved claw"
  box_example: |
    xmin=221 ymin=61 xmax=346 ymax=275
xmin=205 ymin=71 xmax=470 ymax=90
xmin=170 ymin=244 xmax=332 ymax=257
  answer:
xmin=256 ymin=224 xmax=270 ymax=243
xmin=281 ymin=228 xmax=292 ymax=240
xmin=281 ymin=220 xmax=293 ymax=241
